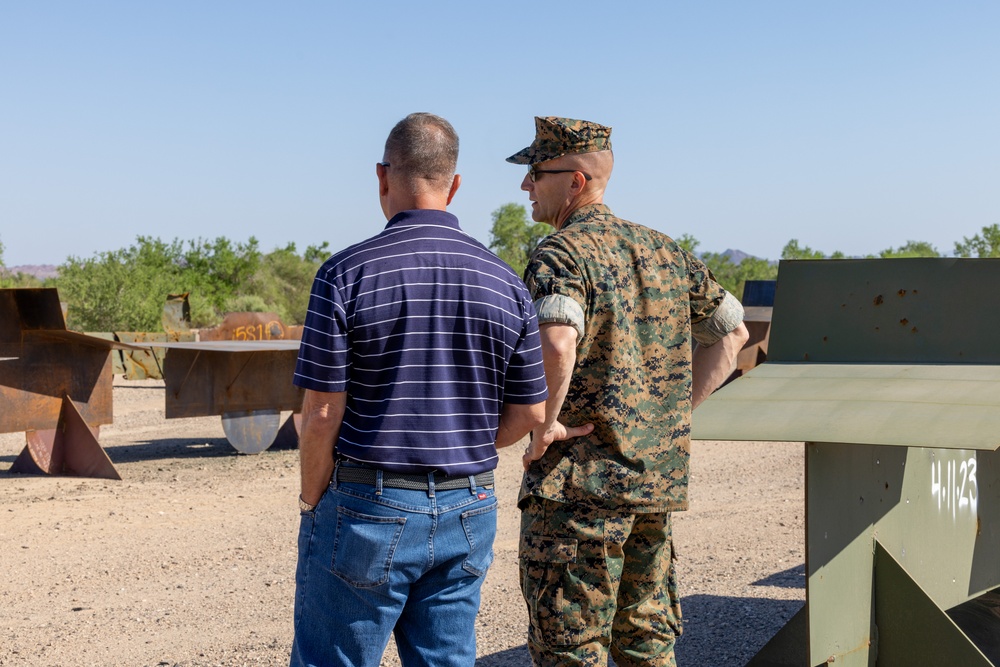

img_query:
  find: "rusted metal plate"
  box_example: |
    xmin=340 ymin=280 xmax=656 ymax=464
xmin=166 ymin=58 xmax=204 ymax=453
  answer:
xmin=0 ymin=288 xmax=65 ymax=339
xmin=222 ymin=409 xmax=281 ymax=454
xmin=162 ymin=293 xmax=191 ymax=334
xmin=0 ymin=336 xmax=115 ymax=433
xmin=10 ymin=395 xmax=120 ymax=479
xmin=722 ymin=281 xmax=775 ymax=386
xmin=26 ymin=328 xmax=145 ymax=351
xmin=83 ymin=332 xmax=126 ymax=375
xmin=197 ymin=312 xmax=301 ymax=342
xmin=728 ymin=306 xmax=772 ymax=383
xmin=0 ymin=288 xmax=125 ymax=436
xmin=114 ymin=331 xmax=195 ymax=380
xmin=162 ymin=345 xmax=303 ymax=419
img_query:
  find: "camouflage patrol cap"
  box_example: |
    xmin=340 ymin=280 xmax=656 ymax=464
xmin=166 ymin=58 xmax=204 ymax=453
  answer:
xmin=506 ymin=116 xmax=612 ymax=165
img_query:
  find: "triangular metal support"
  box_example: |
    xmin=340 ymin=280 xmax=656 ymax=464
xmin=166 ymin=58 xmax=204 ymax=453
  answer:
xmin=10 ymin=395 xmax=121 ymax=480
xmin=743 ymin=605 xmax=807 ymax=667
xmin=873 ymin=541 xmax=995 ymax=666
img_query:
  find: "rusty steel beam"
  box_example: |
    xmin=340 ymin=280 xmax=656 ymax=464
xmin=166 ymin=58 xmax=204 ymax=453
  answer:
xmin=160 ymin=343 xmax=303 ymax=419
xmin=151 ymin=341 xmax=304 ymax=454
xmin=1 ymin=288 xmax=141 ymax=479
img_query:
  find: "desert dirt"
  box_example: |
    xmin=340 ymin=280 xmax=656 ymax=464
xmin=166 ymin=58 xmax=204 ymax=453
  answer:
xmin=1 ymin=379 xmax=805 ymax=666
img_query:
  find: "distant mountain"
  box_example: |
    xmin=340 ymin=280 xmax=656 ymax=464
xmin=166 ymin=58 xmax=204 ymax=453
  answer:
xmin=4 ymin=264 xmax=59 ymax=280
xmin=721 ymin=248 xmax=752 ymax=264
xmin=714 ymin=249 xmax=778 ymax=266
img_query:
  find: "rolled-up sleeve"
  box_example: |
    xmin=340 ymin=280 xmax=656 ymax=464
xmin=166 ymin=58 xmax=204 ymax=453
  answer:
xmin=533 ymin=294 xmax=585 ymax=339
xmin=692 ymin=290 xmax=744 ymax=346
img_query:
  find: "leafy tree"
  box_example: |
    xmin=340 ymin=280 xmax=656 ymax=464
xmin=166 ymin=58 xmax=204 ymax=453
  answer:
xmin=247 ymin=242 xmax=330 ymax=324
xmin=880 ymin=241 xmax=940 ymax=258
xmin=54 ymin=237 xmax=185 ymax=331
xmin=488 ymin=203 xmax=549 ymax=275
xmin=52 ymin=236 xmax=264 ymax=330
xmin=700 ymin=251 xmax=778 ymax=299
xmin=954 ymin=224 xmax=1000 ymax=258
xmin=180 ymin=236 xmax=262 ymax=324
xmin=0 ymin=234 xmax=5 ymax=268
xmin=675 ymin=234 xmax=700 ymax=254
xmin=781 ymin=239 xmax=829 ymax=260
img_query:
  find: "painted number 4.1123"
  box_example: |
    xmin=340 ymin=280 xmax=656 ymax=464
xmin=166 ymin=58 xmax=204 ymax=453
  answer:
xmin=931 ymin=455 xmax=978 ymax=516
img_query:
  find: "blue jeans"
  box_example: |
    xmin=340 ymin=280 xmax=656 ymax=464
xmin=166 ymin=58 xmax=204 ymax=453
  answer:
xmin=290 ymin=464 xmax=498 ymax=667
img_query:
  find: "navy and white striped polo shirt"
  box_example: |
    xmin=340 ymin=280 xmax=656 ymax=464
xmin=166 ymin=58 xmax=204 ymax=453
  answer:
xmin=293 ymin=209 xmax=549 ymax=475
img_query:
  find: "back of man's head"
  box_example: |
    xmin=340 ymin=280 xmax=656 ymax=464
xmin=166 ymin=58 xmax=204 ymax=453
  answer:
xmin=384 ymin=113 xmax=459 ymax=193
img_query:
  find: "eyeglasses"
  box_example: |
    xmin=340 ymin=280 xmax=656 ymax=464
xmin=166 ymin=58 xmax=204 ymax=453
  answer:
xmin=378 ymin=161 xmax=390 ymax=168
xmin=527 ymin=165 xmax=592 ymax=182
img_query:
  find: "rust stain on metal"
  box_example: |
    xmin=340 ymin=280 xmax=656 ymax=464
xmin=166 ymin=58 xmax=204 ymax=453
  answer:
xmin=900 ymin=318 xmax=909 ymax=326
xmin=225 ymin=351 xmax=260 ymax=393
xmin=873 ymin=295 xmax=884 ymax=306
xmin=172 ymin=350 xmax=203 ymax=399
xmin=197 ymin=312 xmax=300 ymax=342
xmin=1 ymin=289 xmax=117 ymax=436
xmin=163 ymin=346 xmax=303 ymax=420
xmin=2 ymin=288 xmax=125 ymax=479
xmin=162 ymin=293 xmax=191 ymax=334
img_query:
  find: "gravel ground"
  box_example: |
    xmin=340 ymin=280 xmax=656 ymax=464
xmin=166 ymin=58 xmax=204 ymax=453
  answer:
xmin=0 ymin=379 xmax=804 ymax=666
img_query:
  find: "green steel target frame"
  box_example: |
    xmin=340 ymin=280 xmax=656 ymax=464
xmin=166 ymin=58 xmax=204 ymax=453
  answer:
xmin=693 ymin=259 xmax=1000 ymax=666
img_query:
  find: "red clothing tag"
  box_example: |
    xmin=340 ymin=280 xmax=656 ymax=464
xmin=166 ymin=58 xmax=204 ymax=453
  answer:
xmin=478 ymin=492 xmax=487 ymax=500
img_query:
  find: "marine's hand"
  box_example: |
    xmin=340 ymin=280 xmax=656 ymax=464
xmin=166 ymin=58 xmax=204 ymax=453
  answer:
xmin=522 ymin=421 xmax=595 ymax=471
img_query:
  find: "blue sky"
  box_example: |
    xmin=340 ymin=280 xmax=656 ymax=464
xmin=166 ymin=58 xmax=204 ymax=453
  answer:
xmin=2 ymin=2 xmax=998 ymax=267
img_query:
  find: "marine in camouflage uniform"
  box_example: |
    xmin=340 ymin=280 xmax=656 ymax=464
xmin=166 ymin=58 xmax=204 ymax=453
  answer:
xmin=507 ymin=117 xmax=748 ymax=666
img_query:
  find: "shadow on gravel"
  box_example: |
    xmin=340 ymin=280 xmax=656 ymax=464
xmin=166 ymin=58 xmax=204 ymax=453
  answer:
xmin=103 ymin=437 xmax=238 ymax=464
xmin=677 ymin=595 xmax=804 ymax=667
xmin=752 ymin=564 xmax=805 ymax=589
xmin=1 ymin=437 xmax=290 ymax=473
xmin=477 ymin=645 xmax=531 ymax=666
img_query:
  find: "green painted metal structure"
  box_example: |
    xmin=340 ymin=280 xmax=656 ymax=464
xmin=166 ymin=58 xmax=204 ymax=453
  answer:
xmin=693 ymin=259 xmax=1000 ymax=666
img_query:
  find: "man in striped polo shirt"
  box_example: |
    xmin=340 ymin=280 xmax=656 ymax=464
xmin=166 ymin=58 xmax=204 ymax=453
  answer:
xmin=289 ymin=113 xmax=556 ymax=667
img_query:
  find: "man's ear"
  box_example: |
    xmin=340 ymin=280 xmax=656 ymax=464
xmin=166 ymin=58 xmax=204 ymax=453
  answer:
xmin=571 ymin=171 xmax=588 ymax=193
xmin=377 ymin=162 xmax=390 ymax=198
xmin=446 ymin=173 xmax=461 ymax=205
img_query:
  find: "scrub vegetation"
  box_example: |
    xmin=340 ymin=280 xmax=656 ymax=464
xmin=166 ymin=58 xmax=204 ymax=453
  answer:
xmin=2 ymin=219 xmax=999 ymax=330
xmin=11 ymin=236 xmax=330 ymax=332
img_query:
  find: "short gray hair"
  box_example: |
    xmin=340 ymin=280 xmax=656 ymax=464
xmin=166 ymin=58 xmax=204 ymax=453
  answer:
xmin=383 ymin=113 xmax=459 ymax=186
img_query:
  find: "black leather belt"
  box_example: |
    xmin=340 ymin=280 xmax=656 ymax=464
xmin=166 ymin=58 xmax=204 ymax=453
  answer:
xmin=336 ymin=466 xmax=494 ymax=491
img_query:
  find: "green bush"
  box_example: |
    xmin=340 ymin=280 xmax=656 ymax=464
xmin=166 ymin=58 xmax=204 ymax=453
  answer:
xmin=51 ymin=235 xmax=326 ymax=331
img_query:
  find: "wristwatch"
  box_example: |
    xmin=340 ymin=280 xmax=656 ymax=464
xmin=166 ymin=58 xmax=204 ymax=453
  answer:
xmin=298 ymin=495 xmax=317 ymax=512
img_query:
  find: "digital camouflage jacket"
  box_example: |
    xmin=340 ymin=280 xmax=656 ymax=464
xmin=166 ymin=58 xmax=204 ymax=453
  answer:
xmin=520 ymin=204 xmax=740 ymax=512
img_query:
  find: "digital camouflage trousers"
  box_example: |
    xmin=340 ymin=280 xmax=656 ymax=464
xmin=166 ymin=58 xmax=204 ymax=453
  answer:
xmin=519 ymin=496 xmax=682 ymax=667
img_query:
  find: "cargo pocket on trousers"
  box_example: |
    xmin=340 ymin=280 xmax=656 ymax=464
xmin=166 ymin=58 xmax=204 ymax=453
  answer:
xmin=331 ymin=506 xmax=406 ymax=588
xmin=520 ymin=534 xmax=592 ymax=647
